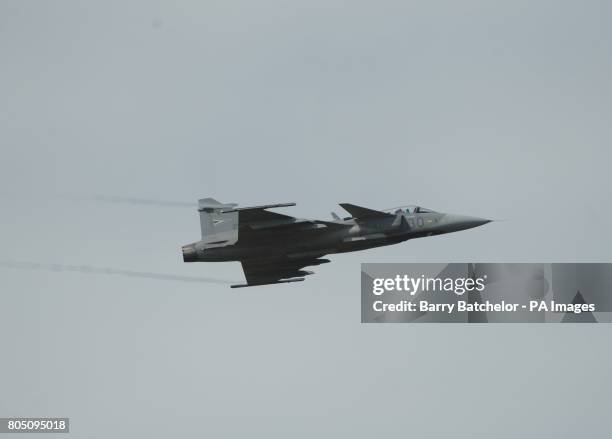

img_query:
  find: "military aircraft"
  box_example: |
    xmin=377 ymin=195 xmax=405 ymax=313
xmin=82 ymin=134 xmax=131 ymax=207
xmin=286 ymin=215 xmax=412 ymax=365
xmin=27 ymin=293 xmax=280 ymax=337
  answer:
xmin=182 ymin=198 xmax=491 ymax=288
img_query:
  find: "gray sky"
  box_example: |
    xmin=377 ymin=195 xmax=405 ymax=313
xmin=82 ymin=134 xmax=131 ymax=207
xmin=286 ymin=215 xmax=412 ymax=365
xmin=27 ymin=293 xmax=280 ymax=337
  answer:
xmin=1 ymin=1 xmax=611 ymax=437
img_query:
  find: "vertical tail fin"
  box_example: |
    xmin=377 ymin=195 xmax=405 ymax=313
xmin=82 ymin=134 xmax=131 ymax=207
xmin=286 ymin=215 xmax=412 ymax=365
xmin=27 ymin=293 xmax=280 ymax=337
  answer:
xmin=198 ymin=198 xmax=238 ymax=238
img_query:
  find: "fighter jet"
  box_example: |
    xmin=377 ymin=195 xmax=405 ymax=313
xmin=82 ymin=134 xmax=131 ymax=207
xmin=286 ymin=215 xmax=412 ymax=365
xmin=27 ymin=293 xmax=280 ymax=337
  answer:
xmin=182 ymin=198 xmax=491 ymax=288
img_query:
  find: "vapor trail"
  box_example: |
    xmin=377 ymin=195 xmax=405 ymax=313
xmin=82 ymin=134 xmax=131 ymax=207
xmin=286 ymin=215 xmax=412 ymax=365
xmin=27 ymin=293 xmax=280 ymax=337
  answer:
xmin=0 ymin=260 xmax=234 ymax=285
xmin=63 ymin=194 xmax=195 ymax=208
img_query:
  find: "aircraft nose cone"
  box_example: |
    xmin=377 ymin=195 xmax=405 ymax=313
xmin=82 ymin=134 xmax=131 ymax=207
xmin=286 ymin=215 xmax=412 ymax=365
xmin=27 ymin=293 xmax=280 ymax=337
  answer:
xmin=442 ymin=215 xmax=491 ymax=232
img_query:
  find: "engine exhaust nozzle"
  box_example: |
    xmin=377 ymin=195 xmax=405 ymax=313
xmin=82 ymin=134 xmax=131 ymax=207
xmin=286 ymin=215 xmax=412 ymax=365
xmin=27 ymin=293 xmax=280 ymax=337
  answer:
xmin=182 ymin=245 xmax=198 ymax=262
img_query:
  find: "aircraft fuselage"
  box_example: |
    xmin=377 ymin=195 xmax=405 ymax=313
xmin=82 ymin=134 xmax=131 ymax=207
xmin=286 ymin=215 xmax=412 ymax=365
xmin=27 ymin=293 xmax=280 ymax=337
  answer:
xmin=182 ymin=211 xmax=489 ymax=263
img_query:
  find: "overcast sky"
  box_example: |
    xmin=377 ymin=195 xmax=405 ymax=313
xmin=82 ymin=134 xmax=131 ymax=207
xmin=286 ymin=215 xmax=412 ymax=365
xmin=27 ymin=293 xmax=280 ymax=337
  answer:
xmin=1 ymin=1 xmax=611 ymax=437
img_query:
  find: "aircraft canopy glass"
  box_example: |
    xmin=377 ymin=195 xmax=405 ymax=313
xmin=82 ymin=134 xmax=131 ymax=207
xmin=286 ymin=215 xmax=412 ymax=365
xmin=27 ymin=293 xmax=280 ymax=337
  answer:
xmin=390 ymin=205 xmax=437 ymax=214
xmin=415 ymin=207 xmax=436 ymax=213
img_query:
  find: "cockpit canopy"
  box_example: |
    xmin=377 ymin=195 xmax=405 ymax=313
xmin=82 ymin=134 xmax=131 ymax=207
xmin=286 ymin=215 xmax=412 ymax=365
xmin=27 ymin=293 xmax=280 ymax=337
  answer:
xmin=388 ymin=205 xmax=437 ymax=215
